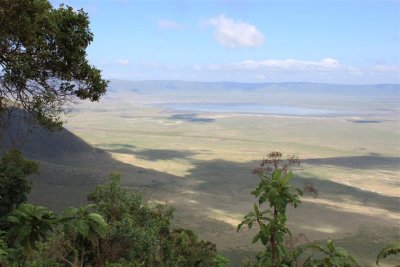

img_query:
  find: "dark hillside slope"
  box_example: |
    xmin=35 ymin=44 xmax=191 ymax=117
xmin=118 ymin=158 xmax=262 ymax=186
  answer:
xmin=1 ymin=117 xmax=179 ymax=212
xmin=7 ymin=123 xmax=103 ymax=163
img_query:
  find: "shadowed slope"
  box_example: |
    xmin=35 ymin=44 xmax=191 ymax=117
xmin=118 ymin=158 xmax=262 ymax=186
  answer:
xmin=303 ymin=155 xmax=400 ymax=170
xmin=1 ymin=114 xmax=182 ymax=211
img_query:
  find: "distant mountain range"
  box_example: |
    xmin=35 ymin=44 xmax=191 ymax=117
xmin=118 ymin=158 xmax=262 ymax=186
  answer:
xmin=107 ymin=80 xmax=400 ymax=96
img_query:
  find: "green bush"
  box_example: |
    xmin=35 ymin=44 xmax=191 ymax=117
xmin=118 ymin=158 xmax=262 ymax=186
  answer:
xmin=239 ymin=152 xmax=359 ymax=267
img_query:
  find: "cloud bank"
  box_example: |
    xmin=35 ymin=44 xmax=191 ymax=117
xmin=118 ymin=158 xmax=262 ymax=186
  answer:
xmin=217 ymin=58 xmax=342 ymax=72
xmin=101 ymin=58 xmax=398 ymax=84
xmin=207 ymin=14 xmax=265 ymax=48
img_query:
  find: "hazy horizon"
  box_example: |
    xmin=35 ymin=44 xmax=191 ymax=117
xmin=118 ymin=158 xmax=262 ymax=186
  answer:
xmin=108 ymin=78 xmax=400 ymax=86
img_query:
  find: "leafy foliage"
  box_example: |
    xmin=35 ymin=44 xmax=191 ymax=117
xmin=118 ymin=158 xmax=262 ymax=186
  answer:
xmin=376 ymin=241 xmax=400 ymax=266
xmin=20 ymin=173 xmax=223 ymax=266
xmin=6 ymin=203 xmax=56 ymax=258
xmin=238 ymin=152 xmax=303 ymax=266
xmin=87 ymin=172 xmax=147 ymax=224
xmin=0 ymin=0 xmax=107 ymax=130
xmin=212 ymin=254 xmax=230 ymax=267
xmin=168 ymin=228 xmax=220 ymax=266
xmin=49 ymin=204 xmax=108 ymax=266
xmin=61 ymin=205 xmax=107 ymax=246
xmin=87 ymin=172 xmax=173 ymax=265
xmin=303 ymin=239 xmax=360 ymax=267
xmin=238 ymin=152 xmax=362 ymax=267
xmin=0 ymin=231 xmax=8 ymax=264
xmin=0 ymin=149 xmax=38 ymax=218
xmin=87 ymin=172 xmax=225 ymax=266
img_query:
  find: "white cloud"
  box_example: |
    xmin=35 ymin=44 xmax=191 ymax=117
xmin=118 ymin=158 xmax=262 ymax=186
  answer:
xmin=103 ymin=58 xmax=399 ymax=83
xmin=226 ymin=58 xmax=342 ymax=71
xmin=116 ymin=59 xmax=129 ymax=65
xmin=131 ymin=58 xmax=347 ymax=73
xmin=207 ymin=14 xmax=265 ymax=48
xmin=157 ymin=19 xmax=184 ymax=30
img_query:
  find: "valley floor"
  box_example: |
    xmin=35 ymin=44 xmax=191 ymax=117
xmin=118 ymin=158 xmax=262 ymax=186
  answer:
xmin=27 ymin=93 xmax=400 ymax=266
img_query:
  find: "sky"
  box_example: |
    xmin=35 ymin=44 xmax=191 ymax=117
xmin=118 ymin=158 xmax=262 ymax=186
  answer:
xmin=51 ymin=0 xmax=400 ymax=84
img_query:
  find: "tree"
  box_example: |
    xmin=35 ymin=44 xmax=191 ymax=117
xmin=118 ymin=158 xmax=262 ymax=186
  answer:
xmin=4 ymin=203 xmax=107 ymax=267
xmin=57 ymin=205 xmax=107 ymax=267
xmin=238 ymin=152 xmax=357 ymax=267
xmin=238 ymin=152 xmax=303 ymax=266
xmin=0 ymin=149 xmax=38 ymax=219
xmin=0 ymin=0 xmax=107 ymax=130
xmin=87 ymin=172 xmax=176 ymax=265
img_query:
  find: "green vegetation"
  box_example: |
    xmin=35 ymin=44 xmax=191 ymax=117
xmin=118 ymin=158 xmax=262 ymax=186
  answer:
xmin=58 ymin=204 xmax=108 ymax=266
xmin=7 ymin=203 xmax=57 ymax=258
xmin=85 ymin=172 xmax=226 ymax=266
xmin=0 ymin=152 xmax=228 ymax=266
xmin=237 ymin=152 xmax=399 ymax=267
xmin=238 ymin=152 xmax=303 ymax=266
xmin=376 ymin=241 xmax=400 ymax=266
xmin=302 ymin=239 xmax=359 ymax=267
xmin=0 ymin=231 xmax=8 ymax=264
xmin=0 ymin=0 xmax=107 ymax=130
xmin=0 ymin=150 xmax=38 ymax=219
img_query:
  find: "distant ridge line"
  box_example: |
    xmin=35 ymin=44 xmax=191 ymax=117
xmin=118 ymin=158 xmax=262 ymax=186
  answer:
xmin=108 ymin=79 xmax=400 ymax=87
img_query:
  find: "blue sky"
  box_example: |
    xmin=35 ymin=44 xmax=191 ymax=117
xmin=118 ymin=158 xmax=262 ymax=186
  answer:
xmin=51 ymin=0 xmax=399 ymax=84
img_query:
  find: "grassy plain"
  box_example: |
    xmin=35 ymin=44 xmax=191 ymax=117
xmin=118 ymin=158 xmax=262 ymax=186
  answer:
xmin=27 ymin=82 xmax=399 ymax=266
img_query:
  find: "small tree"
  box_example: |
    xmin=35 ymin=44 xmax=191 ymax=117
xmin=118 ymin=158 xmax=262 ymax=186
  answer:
xmin=238 ymin=152 xmax=358 ymax=267
xmin=0 ymin=149 xmax=38 ymax=219
xmin=58 ymin=205 xmax=107 ymax=267
xmin=237 ymin=152 xmax=302 ymax=266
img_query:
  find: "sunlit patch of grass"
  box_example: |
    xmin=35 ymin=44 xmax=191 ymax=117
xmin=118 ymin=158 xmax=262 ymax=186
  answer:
xmin=206 ymin=208 xmax=243 ymax=228
xmin=302 ymin=197 xmax=400 ymax=220
xmin=110 ymin=152 xmax=195 ymax=177
xmin=299 ymin=225 xmax=339 ymax=234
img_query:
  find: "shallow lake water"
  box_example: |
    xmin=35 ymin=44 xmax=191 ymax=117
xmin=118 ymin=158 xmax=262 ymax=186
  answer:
xmin=162 ymin=103 xmax=339 ymax=116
